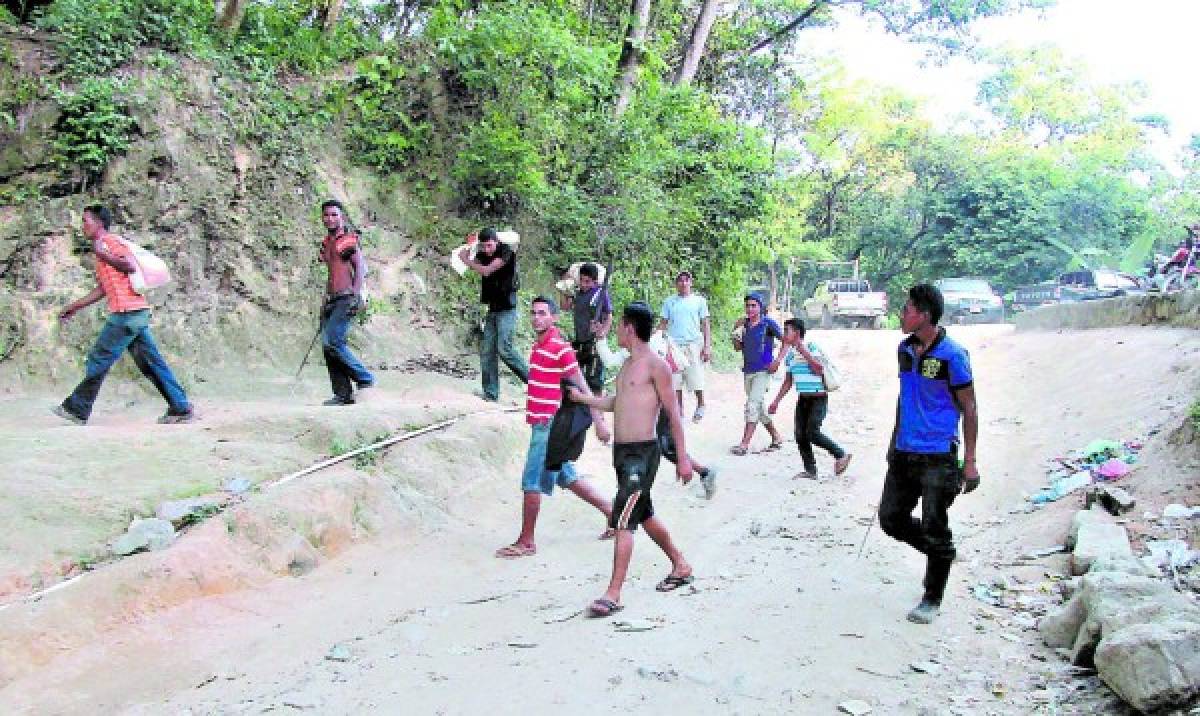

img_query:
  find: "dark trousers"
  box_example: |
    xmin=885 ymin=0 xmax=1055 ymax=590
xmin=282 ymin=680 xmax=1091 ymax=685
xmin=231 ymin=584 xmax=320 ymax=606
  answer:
xmin=793 ymin=395 xmax=845 ymax=472
xmin=877 ymin=453 xmax=962 ymax=563
xmin=321 ymin=295 xmax=374 ymax=400
xmin=62 ymin=309 xmax=191 ymax=421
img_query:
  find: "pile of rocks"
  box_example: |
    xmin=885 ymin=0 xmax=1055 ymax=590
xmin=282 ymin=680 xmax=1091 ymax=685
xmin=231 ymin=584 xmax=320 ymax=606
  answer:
xmin=1039 ymin=502 xmax=1200 ymax=711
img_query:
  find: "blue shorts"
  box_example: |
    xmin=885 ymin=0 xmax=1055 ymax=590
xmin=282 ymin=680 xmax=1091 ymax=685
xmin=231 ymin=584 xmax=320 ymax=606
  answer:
xmin=522 ymin=423 xmax=579 ymax=495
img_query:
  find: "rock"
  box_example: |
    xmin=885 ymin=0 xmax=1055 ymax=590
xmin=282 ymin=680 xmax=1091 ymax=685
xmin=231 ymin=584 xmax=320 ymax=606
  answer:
xmin=1086 ymin=485 xmax=1136 ymax=516
xmin=1066 ymin=507 xmax=1112 ymax=550
xmin=1095 ymin=620 xmax=1200 ymax=712
xmin=1072 ymin=522 xmax=1133 ymax=576
xmin=111 ymin=518 xmax=176 ymax=556
xmin=1040 ymin=571 xmax=1200 ymax=667
xmin=325 ymin=644 xmax=351 ymax=662
xmin=156 ymin=496 xmax=222 ymax=527
xmin=910 ymin=661 xmax=942 ymax=675
xmin=223 ymin=476 xmax=253 ymax=495
xmin=838 ymin=700 xmax=873 ymax=715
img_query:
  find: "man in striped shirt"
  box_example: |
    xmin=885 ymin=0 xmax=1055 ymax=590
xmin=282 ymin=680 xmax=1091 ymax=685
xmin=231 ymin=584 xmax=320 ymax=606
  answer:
xmin=55 ymin=204 xmax=193 ymax=425
xmin=495 ymin=296 xmax=612 ymax=558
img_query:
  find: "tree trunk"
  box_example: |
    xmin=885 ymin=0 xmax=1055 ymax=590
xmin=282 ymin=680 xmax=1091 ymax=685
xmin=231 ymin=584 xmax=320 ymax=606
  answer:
xmin=319 ymin=0 xmax=343 ymax=36
xmin=672 ymin=0 xmax=720 ymax=86
xmin=613 ymin=0 xmax=653 ymax=117
xmin=215 ymin=0 xmax=248 ymax=34
xmin=767 ymin=256 xmax=778 ymax=313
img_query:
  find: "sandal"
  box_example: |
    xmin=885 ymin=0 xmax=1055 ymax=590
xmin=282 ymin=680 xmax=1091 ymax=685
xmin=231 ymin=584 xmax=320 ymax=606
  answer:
xmin=587 ymin=598 xmax=624 ymax=617
xmin=655 ymin=574 xmax=694 ymax=592
xmin=730 ymin=445 xmax=748 ymax=456
xmin=764 ymin=441 xmax=784 ymax=452
xmin=692 ymin=406 xmax=706 ymax=423
xmin=494 ymin=543 xmax=536 ymax=558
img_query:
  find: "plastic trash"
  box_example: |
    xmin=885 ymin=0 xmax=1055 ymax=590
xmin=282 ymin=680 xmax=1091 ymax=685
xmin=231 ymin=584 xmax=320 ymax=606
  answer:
xmin=1031 ymin=470 xmax=1093 ymax=504
xmin=1096 ymin=458 xmax=1132 ymax=480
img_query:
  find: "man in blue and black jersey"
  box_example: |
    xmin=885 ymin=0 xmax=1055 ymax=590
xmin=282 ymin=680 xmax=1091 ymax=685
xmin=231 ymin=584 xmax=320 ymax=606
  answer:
xmin=879 ymin=283 xmax=980 ymax=624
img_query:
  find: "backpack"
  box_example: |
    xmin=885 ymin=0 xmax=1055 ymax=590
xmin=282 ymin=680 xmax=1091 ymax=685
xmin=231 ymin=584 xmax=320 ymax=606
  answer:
xmin=116 ymin=237 xmax=171 ymax=294
xmin=807 ymin=340 xmax=843 ymax=392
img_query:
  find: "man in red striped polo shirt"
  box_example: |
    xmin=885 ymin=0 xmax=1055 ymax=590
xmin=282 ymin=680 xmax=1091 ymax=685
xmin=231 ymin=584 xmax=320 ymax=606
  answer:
xmin=495 ymin=296 xmax=612 ymax=558
xmin=55 ymin=204 xmax=193 ymax=425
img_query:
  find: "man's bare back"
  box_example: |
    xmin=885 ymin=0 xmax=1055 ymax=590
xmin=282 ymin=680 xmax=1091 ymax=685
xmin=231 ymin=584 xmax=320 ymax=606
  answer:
xmin=612 ymin=346 xmax=669 ymax=443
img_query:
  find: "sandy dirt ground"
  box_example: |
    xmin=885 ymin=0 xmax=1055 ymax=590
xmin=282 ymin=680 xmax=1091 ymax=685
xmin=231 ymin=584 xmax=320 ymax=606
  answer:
xmin=2 ymin=324 xmax=1198 ymax=715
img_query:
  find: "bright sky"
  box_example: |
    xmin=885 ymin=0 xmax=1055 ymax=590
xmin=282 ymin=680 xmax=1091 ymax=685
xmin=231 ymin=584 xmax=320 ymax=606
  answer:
xmin=803 ymin=0 xmax=1198 ymax=159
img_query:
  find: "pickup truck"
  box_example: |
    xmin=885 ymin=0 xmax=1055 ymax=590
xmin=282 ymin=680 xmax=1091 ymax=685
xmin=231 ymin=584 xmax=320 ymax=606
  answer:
xmin=933 ymin=277 xmax=1005 ymax=323
xmin=802 ymin=279 xmax=888 ymax=329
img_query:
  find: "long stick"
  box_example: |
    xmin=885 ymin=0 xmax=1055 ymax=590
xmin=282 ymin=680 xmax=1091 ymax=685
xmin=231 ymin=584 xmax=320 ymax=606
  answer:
xmin=295 ymin=320 xmax=323 ymax=379
xmin=856 ymin=512 xmax=876 ymax=559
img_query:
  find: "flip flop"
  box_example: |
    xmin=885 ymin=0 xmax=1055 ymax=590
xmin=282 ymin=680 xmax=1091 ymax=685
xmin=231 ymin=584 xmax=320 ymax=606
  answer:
xmin=494 ymin=543 xmax=536 ymax=558
xmin=587 ymin=598 xmax=624 ymax=617
xmin=656 ymin=574 xmax=694 ymax=592
xmin=730 ymin=445 xmax=748 ymax=456
xmin=764 ymin=441 xmax=784 ymax=452
xmin=598 ymin=528 xmax=616 ymax=540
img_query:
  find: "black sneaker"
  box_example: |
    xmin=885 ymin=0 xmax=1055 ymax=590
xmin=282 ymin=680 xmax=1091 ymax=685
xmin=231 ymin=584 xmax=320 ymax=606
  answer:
xmin=52 ymin=405 xmax=86 ymax=425
xmin=158 ymin=409 xmax=196 ymax=424
xmin=355 ymin=380 xmax=375 ymax=390
xmin=906 ymin=598 xmax=941 ymax=624
xmin=322 ymin=395 xmax=355 ymax=406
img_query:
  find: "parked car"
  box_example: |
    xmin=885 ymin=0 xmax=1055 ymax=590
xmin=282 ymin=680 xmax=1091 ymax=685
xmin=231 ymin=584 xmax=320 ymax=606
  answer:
xmin=802 ymin=278 xmax=888 ymax=329
xmin=1012 ymin=269 xmax=1146 ymax=311
xmin=1057 ymin=268 xmax=1146 ymax=301
xmin=933 ymin=277 xmax=1005 ymax=323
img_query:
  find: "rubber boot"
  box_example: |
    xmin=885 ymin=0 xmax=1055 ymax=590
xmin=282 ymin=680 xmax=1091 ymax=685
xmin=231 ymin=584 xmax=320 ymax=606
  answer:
xmin=908 ymin=556 xmax=952 ymax=624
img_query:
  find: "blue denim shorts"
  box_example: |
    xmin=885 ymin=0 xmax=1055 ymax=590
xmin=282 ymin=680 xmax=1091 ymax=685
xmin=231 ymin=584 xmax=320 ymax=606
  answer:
xmin=521 ymin=423 xmax=579 ymax=495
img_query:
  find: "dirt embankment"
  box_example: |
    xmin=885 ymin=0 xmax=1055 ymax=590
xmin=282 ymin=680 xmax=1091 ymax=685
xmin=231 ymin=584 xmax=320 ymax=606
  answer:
xmin=1 ymin=323 xmax=1197 ymax=714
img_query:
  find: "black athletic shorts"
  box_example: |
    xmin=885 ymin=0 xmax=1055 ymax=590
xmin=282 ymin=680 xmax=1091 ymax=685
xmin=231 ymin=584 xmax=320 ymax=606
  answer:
xmin=609 ymin=439 xmax=660 ymax=532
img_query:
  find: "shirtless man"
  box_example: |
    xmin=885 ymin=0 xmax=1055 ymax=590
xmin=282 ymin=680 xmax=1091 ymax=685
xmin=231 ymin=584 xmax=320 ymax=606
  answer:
xmin=568 ymin=301 xmax=693 ymax=617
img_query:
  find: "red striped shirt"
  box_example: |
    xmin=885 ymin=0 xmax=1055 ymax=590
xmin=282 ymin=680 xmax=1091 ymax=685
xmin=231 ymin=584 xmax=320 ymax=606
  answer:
xmin=96 ymin=235 xmax=149 ymax=313
xmin=526 ymin=326 xmax=578 ymax=425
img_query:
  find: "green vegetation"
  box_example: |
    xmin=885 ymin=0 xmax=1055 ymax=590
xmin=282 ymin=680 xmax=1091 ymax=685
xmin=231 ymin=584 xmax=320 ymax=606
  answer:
xmin=2 ymin=0 xmax=1197 ymax=337
xmin=1190 ymin=399 xmax=1200 ymax=433
xmin=51 ymin=78 xmax=136 ymax=184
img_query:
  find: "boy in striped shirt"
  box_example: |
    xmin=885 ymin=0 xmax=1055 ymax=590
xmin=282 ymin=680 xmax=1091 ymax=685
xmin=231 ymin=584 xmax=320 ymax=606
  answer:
xmin=495 ymin=296 xmax=612 ymax=558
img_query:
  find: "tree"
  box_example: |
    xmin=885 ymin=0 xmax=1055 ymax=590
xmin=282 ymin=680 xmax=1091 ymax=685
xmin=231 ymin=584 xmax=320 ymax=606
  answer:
xmin=672 ymin=0 xmax=722 ymax=86
xmin=319 ymin=0 xmax=343 ymax=35
xmin=614 ymin=0 xmax=653 ymax=116
xmin=215 ymin=0 xmax=248 ymax=34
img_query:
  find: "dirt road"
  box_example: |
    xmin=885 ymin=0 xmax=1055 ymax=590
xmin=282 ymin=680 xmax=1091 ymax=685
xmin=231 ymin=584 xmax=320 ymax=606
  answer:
xmin=2 ymin=324 xmax=1198 ymax=714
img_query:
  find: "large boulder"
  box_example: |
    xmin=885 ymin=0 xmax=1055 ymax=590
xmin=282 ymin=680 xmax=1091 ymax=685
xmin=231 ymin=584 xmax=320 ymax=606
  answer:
xmin=1040 ymin=571 xmax=1200 ymax=711
xmin=1094 ymin=620 xmax=1200 ymax=712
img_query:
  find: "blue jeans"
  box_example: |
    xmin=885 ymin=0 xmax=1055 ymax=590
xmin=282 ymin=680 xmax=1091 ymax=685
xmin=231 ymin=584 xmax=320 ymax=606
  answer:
xmin=480 ymin=307 xmax=528 ymax=401
xmin=321 ymin=295 xmax=374 ymax=400
xmin=521 ymin=423 xmax=578 ymax=495
xmin=61 ymin=309 xmax=191 ymax=421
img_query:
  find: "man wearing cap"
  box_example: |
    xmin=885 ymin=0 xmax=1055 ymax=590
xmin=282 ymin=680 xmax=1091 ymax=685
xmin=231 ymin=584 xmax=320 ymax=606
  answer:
xmin=495 ymin=295 xmax=612 ymax=558
xmin=730 ymin=292 xmax=784 ymax=455
xmin=658 ymin=270 xmax=711 ymax=422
